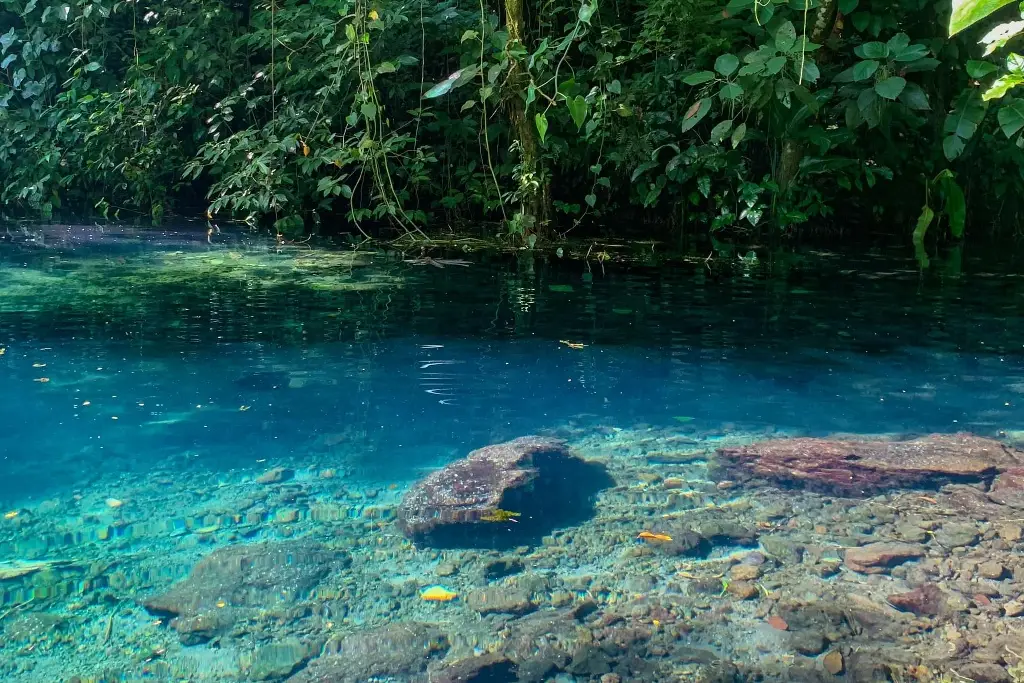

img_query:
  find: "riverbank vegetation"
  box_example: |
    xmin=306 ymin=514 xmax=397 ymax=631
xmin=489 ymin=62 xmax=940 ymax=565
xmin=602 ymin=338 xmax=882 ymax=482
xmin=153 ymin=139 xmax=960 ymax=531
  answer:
xmin=1 ymin=0 xmax=1022 ymax=244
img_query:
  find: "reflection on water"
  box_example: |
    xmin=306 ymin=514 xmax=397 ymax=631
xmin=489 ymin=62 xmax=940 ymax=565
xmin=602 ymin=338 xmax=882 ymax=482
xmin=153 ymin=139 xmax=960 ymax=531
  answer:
xmin=2 ymin=226 xmax=1024 ymax=681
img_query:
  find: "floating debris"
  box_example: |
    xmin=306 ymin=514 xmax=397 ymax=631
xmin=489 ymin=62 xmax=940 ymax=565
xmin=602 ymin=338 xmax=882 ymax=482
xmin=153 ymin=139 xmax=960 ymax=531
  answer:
xmin=420 ymin=586 xmax=458 ymax=602
xmin=479 ymin=509 xmax=521 ymax=523
xmin=3 ymin=510 xmax=18 ymax=520
xmin=637 ymin=531 xmax=672 ymax=542
xmin=559 ymin=340 xmax=586 ymax=349
xmin=106 ymin=498 xmax=124 ymax=508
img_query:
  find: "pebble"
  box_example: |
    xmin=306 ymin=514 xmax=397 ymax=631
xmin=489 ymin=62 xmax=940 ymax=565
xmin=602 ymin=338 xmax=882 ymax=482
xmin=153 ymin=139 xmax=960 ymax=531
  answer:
xmin=998 ymin=523 xmax=1024 ymax=542
xmin=934 ymin=523 xmax=980 ymax=549
xmin=729 ymin=564 xmax=761 ymax=581
xmin=766 ymin=615 xmax=789 ymax=631
xmin=727 ymin=580 xmax=758 ymax=600
xmin=822 ymin=650 xmax=844 ymax=675
xmin=275 ymin=508 xmax=299 ymax=524
xmin=979 ymin=561 xmax=1007 ymax=580
xmin=1004 ymin=599 xmax=1024 ymax=617
xmin=256 ymin=467 xmax=294 ymax=484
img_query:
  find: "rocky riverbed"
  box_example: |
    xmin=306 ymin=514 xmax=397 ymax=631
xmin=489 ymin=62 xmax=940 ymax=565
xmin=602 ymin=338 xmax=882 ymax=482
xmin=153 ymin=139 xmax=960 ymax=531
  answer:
xmin=4 ymin=426 xmax=1024 ymax=682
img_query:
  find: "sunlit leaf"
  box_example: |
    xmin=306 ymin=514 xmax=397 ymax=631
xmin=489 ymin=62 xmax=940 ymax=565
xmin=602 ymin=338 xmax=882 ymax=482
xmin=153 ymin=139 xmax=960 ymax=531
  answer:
xmin=461 ymin=30 xmax=479 ymax=43
xmin=912 ymin=204 xmax=934 ymax=244
xmin=983 ymin=73 xmax=1024 ymax=100
xmin=534 ymin=112 xmax=548 ymax=143
xmin=460 ymin=100 xmax=476 ymax=112
xmin=567 ymin=95 xmax=588 ymax=130
xmin=578 ymin=1 xmax=596 ymax=24
xmin=360 ymin=102 xmax=378 ymax=120
xmin=982 ymin=20 xmax=1024 ymax=56
xmin=949 ymin=0 xmax=1015 ymax=36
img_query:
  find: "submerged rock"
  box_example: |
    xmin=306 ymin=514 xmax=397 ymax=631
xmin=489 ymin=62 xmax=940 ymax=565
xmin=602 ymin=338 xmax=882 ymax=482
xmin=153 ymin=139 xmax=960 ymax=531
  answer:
xmin=716 ymin=432 xmax=1023 ymax=493
xmin=143 ymin=541 xmax=348 ymax=644
xmin=843 ymin=542 xmax=924 ymax=574
xmin=397 ymin=436 xmax=612 ymax=547
xmin=887 ymin=584 xmax=946 ymax=616
xmin=286 ymin=622 xmax=449 ymax=682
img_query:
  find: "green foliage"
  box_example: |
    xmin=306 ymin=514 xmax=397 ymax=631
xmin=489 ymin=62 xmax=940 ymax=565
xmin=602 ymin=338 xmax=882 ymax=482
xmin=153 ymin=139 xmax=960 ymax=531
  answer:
xmin=2 ymin=0 xmax=1024 ymax=240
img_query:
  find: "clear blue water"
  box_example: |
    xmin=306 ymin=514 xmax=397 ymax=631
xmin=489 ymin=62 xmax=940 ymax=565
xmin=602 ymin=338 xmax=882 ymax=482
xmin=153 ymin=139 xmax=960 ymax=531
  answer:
xmin=3 ymin=225 xmax=1024 ymax=681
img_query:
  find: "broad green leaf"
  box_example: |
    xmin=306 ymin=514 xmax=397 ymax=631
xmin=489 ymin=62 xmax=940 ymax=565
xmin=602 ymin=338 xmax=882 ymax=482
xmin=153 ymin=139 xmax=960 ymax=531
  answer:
xmin=983 ymin=73 xmax=1024 ymax=100
xmin=0 ymin=28 xmax=14 ymax=53
xmin=898 ymin=82 xmax=931 ymax=110
xmin=852 ymin=59 xmax=880 ymax=81
xmin=938 ymin=174 xmax=966 ymax=238
xmin=460 ymin=100 xmax=476 ymax=112
xmin=912 ymin=204 xmax=934 ymax=244
xmin=697 ymin=176 xmax=711 ymax=198
xmin=943 ymin=134 xmax=966 ymax=160
xmin=567 ymin=95 xmax=588 ymax=130
xmin=719 ymin=83 xmax=744 ymax=100
xmin=801 ymin=60 xmax=820 ymax=83
xmin=851 ymin=12 xmax=872 ymax=33
xmin=838 ymin=0 xmax=858 ymax=13
xmin=607 ymin=80 xmax=621 ymax=94
xmin=0 ymin=54 xmax=14 ymax=69
xmin=376 ymin=61 xmax=397 ymax=74
xmin=982 ymin=20 xmax=1024 ymax=56
xmin=902 ymin=58 xmax=942 ymax=72
xmin=1010 ymin=52 xmax=1024 ymax=74
xmin=715 ymin=53 xmax=740 ymax=77
xmin=949 ymin=0 xmax=1015 ymax=36
xmin=774 ymin=21 xmax=797 ymax=52
xmin=681 ymin=97 xmax=712 ymax=132
xmin=855 ymin=42 xmax=889 ymax=59
xmin=460 ymin=30 xmax=479 ymax=43
xmin=738 ymin=62 xmax=765 ymax=76
xmin=893 ymin=44 xmax=929 ymax=62
xmin=360 ymin=102 xmax=378 ymax=121
xmin=534 ymin=112 xmax=548 ymax=143
xmin=710 ymin=119 xmax=734 ymax=144
xmin=585 ymin=193 xmax=596 ymax=207
xmin=998 ymin=97 xmax=1024 ymax=137
xmin=578 ymin=1 xmax=596 ymax=24
xmin=425 ymin=69 xmax=468 ymax=98
xmin=726 ymin=0 xmax=753 ymax=11
xmin=487 ymin=63 xmax=503 ymax=84
xmin=886 ymin=33 xmax=911 ymax=55
xmin=833 ymin=65 xmax=858 ymax=82
xmin=683 ymin=71 xmax=716 ymax=85
xmin=765 ymin=55 xmax=787 ymax=75
xmin=526 ymin=84 xmax=536 ymax=108
xmin=731 ymin=122 xmax=747 ymax=147
xmin=874 ymin=76 xmax=907 ymax=100
xmin=944 ymin=91 xmax=987 ymax=138
xmin=966 ymin=60 xmax=999 ymax=78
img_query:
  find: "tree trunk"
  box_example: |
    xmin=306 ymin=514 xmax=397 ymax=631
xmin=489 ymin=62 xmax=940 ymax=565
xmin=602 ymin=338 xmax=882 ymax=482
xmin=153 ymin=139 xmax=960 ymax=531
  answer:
xmin=505 ymin=0 xmax=550 ymax=238
xmin=776 ymin=0 xmax=839 ymax=192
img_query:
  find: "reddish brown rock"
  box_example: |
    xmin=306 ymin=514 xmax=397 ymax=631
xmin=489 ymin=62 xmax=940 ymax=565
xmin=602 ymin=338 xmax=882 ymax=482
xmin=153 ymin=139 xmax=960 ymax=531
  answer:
xmin=397 ymin=436 xmax=611 ymax=545
xmin=717 ymin=433 xmax=1023 ymax=494
xmin=989 ymin=468 xmax=1024 ymax=507
xmin=886 ymin=584 xmax=946 ymax=616
xmin=844 ymin=542 xmax=925 ymax=574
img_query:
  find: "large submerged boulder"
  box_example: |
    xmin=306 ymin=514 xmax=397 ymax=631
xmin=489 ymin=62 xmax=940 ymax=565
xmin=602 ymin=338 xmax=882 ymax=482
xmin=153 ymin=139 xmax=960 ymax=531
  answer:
xmin=716 ymin=433 xmax=1024 ymax=494
xmin=143 ymin=541 xmax=349 ymax=644
xmin=397 ymin=436 xmax=612 ymax=547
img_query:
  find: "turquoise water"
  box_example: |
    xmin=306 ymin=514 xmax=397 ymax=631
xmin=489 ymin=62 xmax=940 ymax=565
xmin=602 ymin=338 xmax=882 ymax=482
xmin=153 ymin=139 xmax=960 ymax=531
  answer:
xmin=3 ymin=225 xmax=1024 ymax=681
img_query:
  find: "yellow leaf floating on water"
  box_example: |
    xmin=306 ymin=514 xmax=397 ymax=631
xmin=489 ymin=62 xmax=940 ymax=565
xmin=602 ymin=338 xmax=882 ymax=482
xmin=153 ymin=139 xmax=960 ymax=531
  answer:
xmin=32 ymin=363 xmax=45 ymax=368
xmin=480 ymin=509 xmax=521 ymax=523
xmin=420 ymin=586 xmax=458 ymax=602
xmin=34 ymin=377 xmax=50 ymax=383
xmin=559 ymin=340 xmax=586 ymax=350
xmin=215 ymin=600 xmax=227 ymax=608
xmin=3 ymin=511 xmax=18 ymax=520
xmin=0 ymin=348 xmax=5 ymax=355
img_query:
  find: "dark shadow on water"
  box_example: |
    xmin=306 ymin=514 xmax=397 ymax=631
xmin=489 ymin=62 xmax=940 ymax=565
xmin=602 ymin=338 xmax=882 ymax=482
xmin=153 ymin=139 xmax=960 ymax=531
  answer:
xmin=414 ymin=453 xmax=615 ymax=550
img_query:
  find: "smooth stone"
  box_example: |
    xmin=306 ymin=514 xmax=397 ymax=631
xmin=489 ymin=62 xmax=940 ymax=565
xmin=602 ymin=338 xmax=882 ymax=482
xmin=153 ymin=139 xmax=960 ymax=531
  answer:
xmin=934 ymin=523 xmax=980 ymax=549
xmin=844 ymin=542 xmax=925 ymax=574
xmin=466 ymin=587 xmax=534 ymax=615
xmin=822 ymin=650 xmax=844 ymax=675
xmin=979 ymin=561 xmax=1007 ymax=580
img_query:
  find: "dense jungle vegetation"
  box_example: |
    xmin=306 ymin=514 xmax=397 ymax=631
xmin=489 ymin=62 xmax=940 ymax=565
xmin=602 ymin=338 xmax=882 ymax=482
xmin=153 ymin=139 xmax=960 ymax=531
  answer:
xmin=1 ymin=0 xmax=1023 ymax=244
